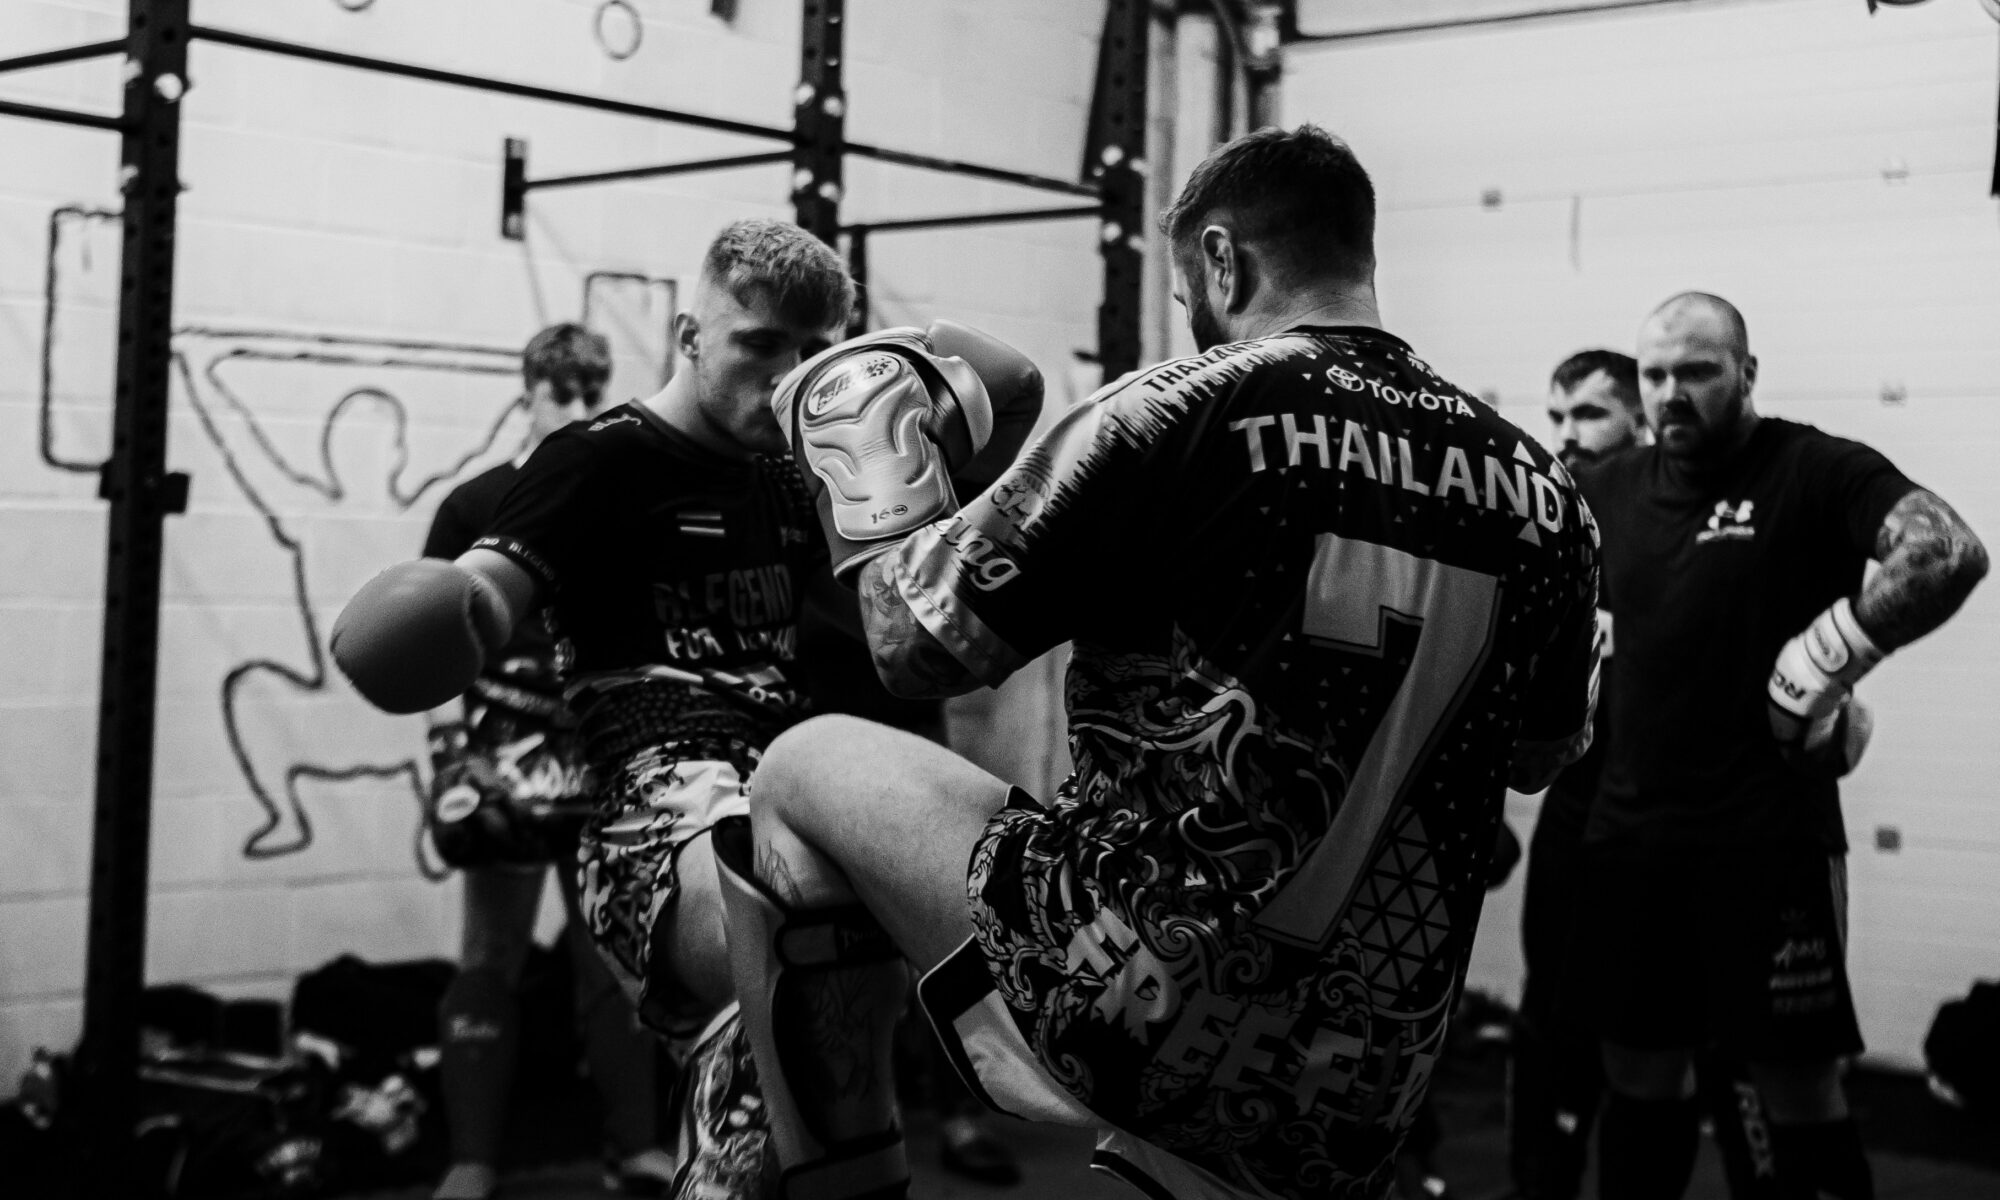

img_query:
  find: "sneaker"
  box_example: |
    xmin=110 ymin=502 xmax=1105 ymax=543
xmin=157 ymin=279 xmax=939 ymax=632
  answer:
xmin=937 ymin=1115 xmax=1022 ymax=1187
xmin=602 ymin=1148 xmax=677 ymax=1196
xmin=664 ymin=1003 xmax=769 ymax=1200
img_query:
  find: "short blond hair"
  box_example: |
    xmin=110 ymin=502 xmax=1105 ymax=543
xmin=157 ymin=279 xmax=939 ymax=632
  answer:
xmin=703 ymin=218 xmax=855 ymax=331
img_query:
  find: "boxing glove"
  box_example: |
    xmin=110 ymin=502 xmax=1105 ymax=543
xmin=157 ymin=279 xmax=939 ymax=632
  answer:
xmin=928 ymin=319 xmax=1044 ymax=490
xmin=331 ymin=558 xmax=513 ymax=714
xmin=1767 ymin=597 xmax=1883 ymax=746
xmin=772 ymin=322 xmax=1038 ymax=583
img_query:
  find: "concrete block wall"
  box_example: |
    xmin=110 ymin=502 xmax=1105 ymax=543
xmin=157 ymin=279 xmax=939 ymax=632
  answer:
xmin=1286 ymin=0 xmax=2000 ymax=1068
xmin=0 ymin=0 xmax=1105 ymax=1084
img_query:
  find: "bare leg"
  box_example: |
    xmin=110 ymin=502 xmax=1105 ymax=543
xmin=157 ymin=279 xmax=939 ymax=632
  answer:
xmin=553 ymin=865 xmax=672 ymax=1183
xmin=750 ymin=715 xmax=1012 ymax=971
xmin=718 ymin=715 xmax=1012 ymax=1199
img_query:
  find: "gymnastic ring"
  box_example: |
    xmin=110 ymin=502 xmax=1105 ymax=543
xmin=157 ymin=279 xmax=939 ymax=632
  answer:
xmin=596 ymin=0 xmax=644 ymax=61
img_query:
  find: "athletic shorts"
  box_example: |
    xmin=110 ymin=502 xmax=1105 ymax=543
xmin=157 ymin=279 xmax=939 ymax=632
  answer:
xmin=572 ymin=680 xmax=777 ymax=1037
xmin=928 ymin=787 xmax=1403 ymax=1200
xmin=920 ymin=937 xmax=1296 ymax=1200
xmin=1573 ymin=839 xmax=1862 ymax=1061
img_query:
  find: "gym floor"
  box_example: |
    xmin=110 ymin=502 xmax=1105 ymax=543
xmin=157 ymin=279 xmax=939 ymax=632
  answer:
xmin=336 ymin=1069 xmax=2000 ymax=1200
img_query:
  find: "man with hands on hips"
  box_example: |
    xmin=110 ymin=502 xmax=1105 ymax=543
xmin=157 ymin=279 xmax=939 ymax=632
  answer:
xmin=1572 ymin=292 xmax=1987 ymax=1200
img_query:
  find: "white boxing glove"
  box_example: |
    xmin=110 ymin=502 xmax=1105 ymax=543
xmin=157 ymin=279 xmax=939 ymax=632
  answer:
xmin=1767 ymin=597 xmax=1884 ymax=746
xmin=772 ymin=322 xmax=1038 ymax=584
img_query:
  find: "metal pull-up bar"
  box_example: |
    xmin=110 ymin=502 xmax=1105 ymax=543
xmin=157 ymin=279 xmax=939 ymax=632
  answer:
xmin=0 ymin=7 xmax=1145 ymax=1189
xmin=500 ymin=143 xmax=795 ymax=240
xmin=0 ymin=37 xmax=130 ymax=130
xmin=188 ymin=24 xmax=797 ymax=142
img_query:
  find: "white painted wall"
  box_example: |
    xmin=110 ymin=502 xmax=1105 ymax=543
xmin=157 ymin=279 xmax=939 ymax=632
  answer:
xmin=0 ymin=0 xmax=1103 ymax=1084
xmin=1285 ymin=0 xmax=2000 ymax=1069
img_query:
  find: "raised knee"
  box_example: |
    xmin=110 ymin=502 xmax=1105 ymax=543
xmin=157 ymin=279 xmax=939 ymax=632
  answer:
xmin=756 ymin=714 xmax=865 ymax=814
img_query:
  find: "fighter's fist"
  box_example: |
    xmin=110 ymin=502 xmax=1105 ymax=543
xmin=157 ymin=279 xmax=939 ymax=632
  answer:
xmin=332 ymin=558 xmax=512 ymax=713
xmin=773 ymin=322 xmax=1038 ymax=583
xmin=1767 ymin=597 xmax=1883 ymax=746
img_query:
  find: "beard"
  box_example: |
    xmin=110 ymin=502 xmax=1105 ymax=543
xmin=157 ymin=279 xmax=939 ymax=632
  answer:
xmin=1186 ymin=286 xmax=1226 ymax=352
xmin=1656 ymin=378 xmax=1747 ymax=463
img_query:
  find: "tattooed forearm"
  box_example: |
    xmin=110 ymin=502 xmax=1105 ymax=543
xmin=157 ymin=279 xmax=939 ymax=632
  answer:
xmin=857 ymin=556 xmax=980 ymax=699
xmin=1856 ymin=489 xmax=1990 ymax=651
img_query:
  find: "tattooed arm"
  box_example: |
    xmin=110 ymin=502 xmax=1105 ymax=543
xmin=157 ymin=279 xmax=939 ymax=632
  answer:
xmin=1854 ymin=489 xmax=1990 ymax=651
xmin=855 ymin=554 xmax=983 ymax=700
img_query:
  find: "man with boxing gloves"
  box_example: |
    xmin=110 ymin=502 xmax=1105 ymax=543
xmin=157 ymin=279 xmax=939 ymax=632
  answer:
xmin=1573 ymin=292 xmax=1987 ymax=1200
xmin=332 ymin=218 xmax=1044 ymax=1197
xmin=711 ymin=125 xmax=1603 ymax=1200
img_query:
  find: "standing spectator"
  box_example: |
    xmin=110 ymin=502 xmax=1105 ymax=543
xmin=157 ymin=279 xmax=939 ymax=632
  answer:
xmin=1575 ymin=293 xmax=1988 ymax=1200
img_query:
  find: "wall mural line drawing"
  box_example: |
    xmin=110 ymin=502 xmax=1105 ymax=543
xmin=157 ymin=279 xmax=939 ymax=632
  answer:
xmin=40 ymin=205 xmax=677 ymax=875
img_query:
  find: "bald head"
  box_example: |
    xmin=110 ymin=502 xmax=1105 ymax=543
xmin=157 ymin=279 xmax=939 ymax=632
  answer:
xmin=1636 ymin=291 xmax=1759 ymax=464
xmin=1645 ymin=291 xmax=1749 ymax=359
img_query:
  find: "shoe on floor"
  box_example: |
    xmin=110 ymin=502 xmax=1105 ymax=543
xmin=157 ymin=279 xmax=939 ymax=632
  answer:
xmin=938 ymin=1115 xmax=1022 ymax=1187
xmin=433 ymin=1162 xmax=499 ymax=1200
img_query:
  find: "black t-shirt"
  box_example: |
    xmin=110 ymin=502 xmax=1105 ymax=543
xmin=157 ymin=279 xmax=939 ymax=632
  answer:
xmin=474 ymin=402 xmax=825 ymax=725
xmin=902 ymin=326 xmax=1600 ymax=1195
xmin=427 ymin=459 xmax=555 ymax=664
xmin=1577 ymin=417 xmax=1915 ymax=850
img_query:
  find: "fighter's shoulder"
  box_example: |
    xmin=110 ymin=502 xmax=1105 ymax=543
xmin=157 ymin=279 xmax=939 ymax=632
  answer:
xmin=443 ymin=459 xmax=518 ymax=508
xmin=1762 ymin=415 xmax=1885 ymax=465
xmin=1093 ymin=332 xmax=1322 ymax=410
xmin=534 ymin=404 xmax=665 ymax=469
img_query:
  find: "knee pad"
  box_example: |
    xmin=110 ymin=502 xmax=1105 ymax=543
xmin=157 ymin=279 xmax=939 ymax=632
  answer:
xmin=712 ymin=817 xmax=911 ymax=1200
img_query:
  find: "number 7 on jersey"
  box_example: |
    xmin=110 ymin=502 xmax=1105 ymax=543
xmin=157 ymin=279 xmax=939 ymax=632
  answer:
xmin=1255 ymin=533 xmax=1502 ymax=950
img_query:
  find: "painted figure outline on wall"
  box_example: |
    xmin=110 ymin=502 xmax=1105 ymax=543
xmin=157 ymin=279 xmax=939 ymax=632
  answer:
xmin=41 ymin=206 xmax=678 ymax=872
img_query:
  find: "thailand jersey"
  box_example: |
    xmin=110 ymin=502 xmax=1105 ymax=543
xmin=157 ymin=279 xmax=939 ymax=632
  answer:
xmin=895 ymin=326 xmax=1598 ymax=1198
xmin=476 ymin=403 xmax=825 ymax=758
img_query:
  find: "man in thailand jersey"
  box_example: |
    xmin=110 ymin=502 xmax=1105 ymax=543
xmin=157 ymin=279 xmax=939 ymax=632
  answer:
xmin=714 ymin=126 xmax=1601 ymax=1200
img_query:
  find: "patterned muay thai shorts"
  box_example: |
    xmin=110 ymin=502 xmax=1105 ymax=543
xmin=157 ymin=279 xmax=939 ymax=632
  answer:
xmin=571 ymin=679 xmax=777 ymax=1037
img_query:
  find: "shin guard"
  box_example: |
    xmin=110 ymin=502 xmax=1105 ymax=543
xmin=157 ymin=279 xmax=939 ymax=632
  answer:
xmin=437 ymin=966 xmax=520 ymax=1166
xmin=712 ymin=818 xmax=912 ymax=1200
